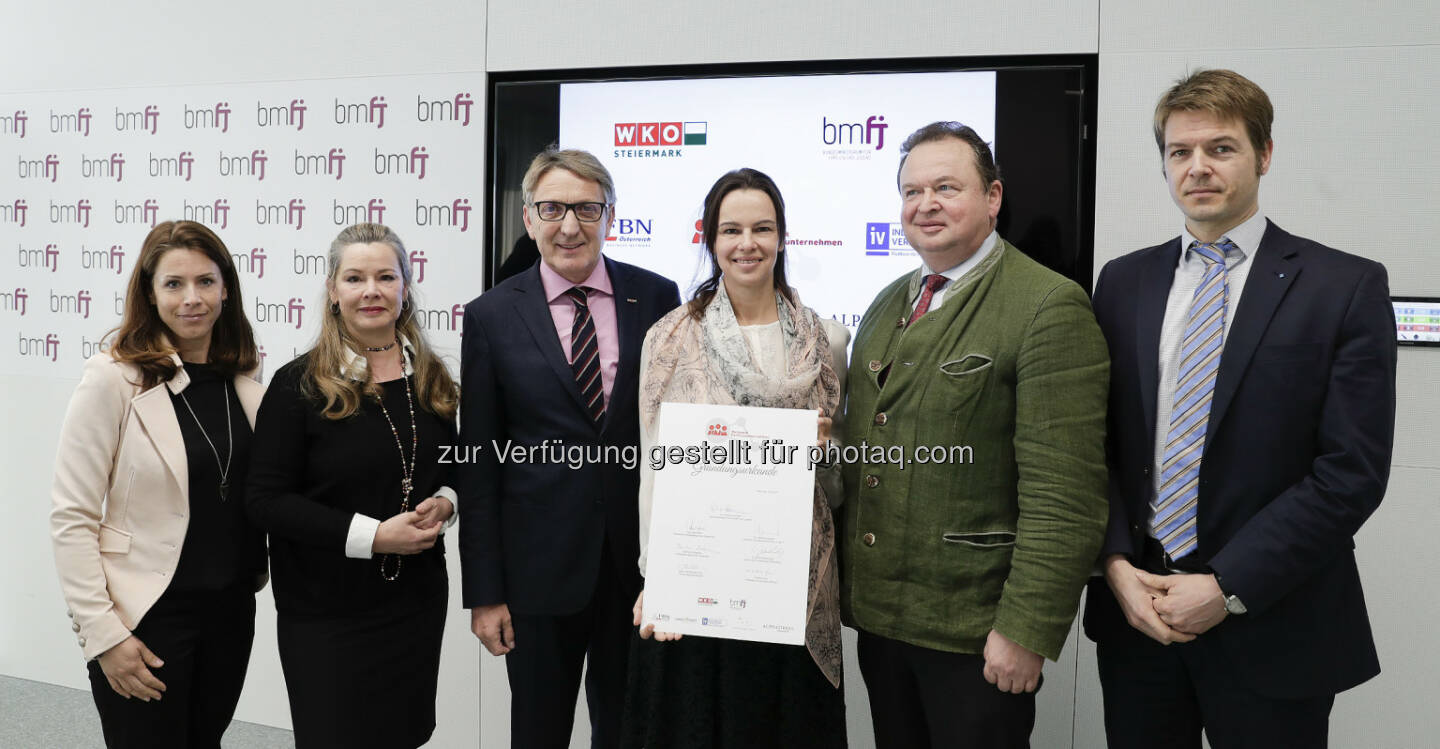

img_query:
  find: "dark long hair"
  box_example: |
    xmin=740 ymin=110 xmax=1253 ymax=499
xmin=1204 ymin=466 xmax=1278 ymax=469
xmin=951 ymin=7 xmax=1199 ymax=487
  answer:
xmin=687 ymin=168 xmax=794 ymax=321
xmin=106 ymin=221 xmax=259 ymax=390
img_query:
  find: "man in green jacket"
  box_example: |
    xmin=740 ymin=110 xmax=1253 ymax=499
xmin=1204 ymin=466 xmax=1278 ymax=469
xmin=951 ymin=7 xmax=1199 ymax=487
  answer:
xmin=841 ymin=121 xmax=1109 ymax=748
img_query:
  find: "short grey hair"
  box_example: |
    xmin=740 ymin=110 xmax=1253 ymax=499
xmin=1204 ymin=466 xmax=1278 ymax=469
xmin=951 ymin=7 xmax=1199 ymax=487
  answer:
xmin=520 ymin=145 xmax=617 ymax=206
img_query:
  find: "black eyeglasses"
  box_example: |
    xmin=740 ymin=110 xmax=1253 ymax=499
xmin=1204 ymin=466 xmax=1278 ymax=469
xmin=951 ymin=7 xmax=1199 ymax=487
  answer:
xmin=531 ymin=201 xmax=609 ymax=223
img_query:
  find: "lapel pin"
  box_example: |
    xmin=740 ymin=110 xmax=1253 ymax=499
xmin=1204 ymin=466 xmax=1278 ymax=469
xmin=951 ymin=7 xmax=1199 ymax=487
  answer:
xmin=626 ymin=298 xmax=637 ymax=303
xmin=1277 ymin=272 xmax=1286 ymax=279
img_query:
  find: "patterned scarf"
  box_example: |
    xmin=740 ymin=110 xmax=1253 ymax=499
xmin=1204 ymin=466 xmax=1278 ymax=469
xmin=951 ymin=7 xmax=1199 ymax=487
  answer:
xmin=639 ymin=283 xmax=844 ymax=687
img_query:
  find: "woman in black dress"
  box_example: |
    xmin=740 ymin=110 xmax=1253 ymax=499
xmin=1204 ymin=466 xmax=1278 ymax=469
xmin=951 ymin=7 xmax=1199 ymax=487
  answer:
xmin=51 ymin=220 xmax=266 ymax=748
xmin=246 ymin=223 xmax=459 ymax=748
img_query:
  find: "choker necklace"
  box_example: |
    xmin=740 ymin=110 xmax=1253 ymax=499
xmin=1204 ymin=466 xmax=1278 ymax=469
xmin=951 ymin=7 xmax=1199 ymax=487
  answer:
xmin=364 ymin=340 xmax=398 ymax=352
xmin=376 ymin=375 xmax=417 ymax=581
xmin=178 ymin=381 xmax=233 ymax=501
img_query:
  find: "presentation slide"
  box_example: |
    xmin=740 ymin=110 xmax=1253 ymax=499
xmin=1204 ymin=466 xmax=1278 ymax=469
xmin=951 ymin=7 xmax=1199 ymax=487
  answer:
xmin=1394 ymin=298 xmax=1440 ymax=345
xmin=558 ymin=71 xmax=997 ymax=329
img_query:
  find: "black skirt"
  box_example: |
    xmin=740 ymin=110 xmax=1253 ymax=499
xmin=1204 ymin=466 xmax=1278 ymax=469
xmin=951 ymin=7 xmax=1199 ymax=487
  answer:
xmin=277 ymin=592 xmax=447 ymax=749
xmin=621 ymin=630 xmax=847 ymax=749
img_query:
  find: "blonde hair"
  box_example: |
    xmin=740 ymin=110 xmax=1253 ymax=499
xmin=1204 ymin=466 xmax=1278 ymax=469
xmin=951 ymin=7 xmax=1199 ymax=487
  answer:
xmin=301 ymin=223 xmax=458 ymax=420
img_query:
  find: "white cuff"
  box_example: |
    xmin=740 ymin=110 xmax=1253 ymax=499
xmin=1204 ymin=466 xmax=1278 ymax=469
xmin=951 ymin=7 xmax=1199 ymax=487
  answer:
xmin=435 ymin=486 xmax=459 ymax=531
xmin=345 ymin=513 xmax=382 ymax=559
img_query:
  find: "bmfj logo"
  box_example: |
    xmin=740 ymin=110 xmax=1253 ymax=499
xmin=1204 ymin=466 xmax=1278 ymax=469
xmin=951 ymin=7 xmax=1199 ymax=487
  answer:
xmin=823 ymin=115 xmax=887 ymax=150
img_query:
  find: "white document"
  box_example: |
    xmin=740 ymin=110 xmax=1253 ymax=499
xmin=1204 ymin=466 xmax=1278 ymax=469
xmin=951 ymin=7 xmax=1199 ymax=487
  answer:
xmin=643 ymin=402 xmax=817 ymax=646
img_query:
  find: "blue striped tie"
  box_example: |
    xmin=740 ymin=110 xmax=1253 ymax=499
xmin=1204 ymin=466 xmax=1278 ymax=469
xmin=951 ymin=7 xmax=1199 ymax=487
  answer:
xmin=1152 ymin=239 xmax=1234 ymax=560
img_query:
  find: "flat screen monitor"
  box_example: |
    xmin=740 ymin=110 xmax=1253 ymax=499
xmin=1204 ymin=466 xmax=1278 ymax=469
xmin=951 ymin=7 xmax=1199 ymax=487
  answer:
xmin=487 ymin=56 xmax=1097 ymax=330
xmin=1394 ymin=296 xmax=1440 ymax=346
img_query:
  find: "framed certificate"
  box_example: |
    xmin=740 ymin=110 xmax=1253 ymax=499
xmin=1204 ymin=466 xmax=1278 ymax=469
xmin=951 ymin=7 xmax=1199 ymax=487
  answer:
xmin=642 ymin=402 xmax=818 ymax=645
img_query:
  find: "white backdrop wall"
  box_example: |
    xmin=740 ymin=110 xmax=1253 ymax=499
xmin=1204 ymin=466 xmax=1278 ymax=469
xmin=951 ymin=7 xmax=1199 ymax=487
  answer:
xmin=4 ymin=2 xmax=1438 ymax=748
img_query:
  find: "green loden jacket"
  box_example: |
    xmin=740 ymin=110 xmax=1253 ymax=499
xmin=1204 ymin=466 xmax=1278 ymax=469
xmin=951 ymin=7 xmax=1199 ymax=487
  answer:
xmin=840 ymin=237 xmax=1109 ymax=660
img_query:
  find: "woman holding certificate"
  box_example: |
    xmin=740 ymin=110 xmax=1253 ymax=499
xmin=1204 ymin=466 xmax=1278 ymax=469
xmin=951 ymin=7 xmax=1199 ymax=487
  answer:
xmin=624 ymin=168 xmax=849 ymax=748
xmin=246 ymin=223 xmax=457 ymax=748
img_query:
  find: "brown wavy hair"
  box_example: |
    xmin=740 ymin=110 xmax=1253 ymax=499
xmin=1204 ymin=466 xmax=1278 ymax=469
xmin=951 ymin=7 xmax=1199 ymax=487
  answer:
xmin=688 ymin=168 xmax=794 ymax=322
xmin=106 ymin=220 xmax=259 ymax=390
xmin=300 ymin=223 xmax=458 ymax=420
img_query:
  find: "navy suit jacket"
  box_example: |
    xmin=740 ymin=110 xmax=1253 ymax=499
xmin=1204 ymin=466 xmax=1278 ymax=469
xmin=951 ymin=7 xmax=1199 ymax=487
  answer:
xmin=457 ymin=256 xmax=680 ymax=615
xmin=1083 ymin=220 xmax=1396 ymax=699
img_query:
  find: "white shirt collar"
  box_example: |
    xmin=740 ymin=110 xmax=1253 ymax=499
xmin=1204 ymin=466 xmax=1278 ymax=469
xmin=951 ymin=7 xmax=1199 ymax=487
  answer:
xmin=341 ymin=334 xmax=416 ymax=382
xmin=1180 ymin=210 xmax=1267 ymax=262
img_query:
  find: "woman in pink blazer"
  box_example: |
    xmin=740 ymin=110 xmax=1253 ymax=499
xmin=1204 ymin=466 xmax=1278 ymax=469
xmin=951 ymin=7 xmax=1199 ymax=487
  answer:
xmin=50 ymin=220 xmax=267 ymax=749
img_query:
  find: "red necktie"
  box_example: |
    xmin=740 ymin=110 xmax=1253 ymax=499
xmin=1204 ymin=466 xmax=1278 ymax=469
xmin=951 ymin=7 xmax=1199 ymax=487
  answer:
xmin=907 ymin=274 xmax=949 ymax=326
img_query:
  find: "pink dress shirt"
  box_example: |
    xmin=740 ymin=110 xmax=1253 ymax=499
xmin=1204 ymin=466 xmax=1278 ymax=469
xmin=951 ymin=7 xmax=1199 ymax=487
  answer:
xmin=538 ymin=259 xmax=620 ymax=402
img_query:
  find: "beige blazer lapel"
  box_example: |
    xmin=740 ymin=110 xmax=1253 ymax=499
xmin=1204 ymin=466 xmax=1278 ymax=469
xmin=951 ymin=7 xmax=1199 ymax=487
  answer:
xmin=133 ymin=364 xmax=189 ymax=493
xmin=233 ymin=373 xmax=264 ymax=427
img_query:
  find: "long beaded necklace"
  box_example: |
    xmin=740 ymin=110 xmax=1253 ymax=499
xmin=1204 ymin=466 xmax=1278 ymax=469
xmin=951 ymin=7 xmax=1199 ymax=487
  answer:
xmin=177 ymin=380 xmax=233 ymax=501
xmin=375 ymin=373 xmax=417 ymax=581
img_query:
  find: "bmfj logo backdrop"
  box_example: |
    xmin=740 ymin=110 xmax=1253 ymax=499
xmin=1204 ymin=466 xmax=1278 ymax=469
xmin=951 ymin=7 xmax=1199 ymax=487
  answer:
xmin=0 ymin=74 xmax=483 ymax=379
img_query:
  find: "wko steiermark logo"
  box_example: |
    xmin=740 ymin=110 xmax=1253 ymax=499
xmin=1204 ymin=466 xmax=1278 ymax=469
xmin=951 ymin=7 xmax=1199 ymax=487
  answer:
xmin=613 ymin=121 xmax=707 ymax=159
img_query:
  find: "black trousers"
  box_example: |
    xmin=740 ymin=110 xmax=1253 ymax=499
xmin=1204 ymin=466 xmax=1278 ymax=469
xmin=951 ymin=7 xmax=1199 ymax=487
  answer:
xmin=856 ymin=629 xmax=1037 ymax=749
xmin=506 ymin=539 xmax=633 ymax=749
xmin=1096 ymin=610 xmax=1334 ymax=749
xmin=87 ymin=588 xmax=255 ymax=749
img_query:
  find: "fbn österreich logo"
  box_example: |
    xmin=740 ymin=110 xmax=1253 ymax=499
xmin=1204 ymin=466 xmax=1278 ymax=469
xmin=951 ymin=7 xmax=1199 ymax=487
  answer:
xmin=114 ymin=105 xmax=159 ymax=135
xmin=606 ymin=217 xmax=652 ymax=247
xmin=416 ymin=93 xmax=474 ymax=126
xmin=81 ymin=245 xmax=125 ymax=275
xmin=414 ymin=199 xmax=470 ymax=232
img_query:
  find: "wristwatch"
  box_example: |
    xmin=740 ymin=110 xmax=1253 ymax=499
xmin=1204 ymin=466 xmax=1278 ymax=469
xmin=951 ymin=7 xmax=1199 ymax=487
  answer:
xmin=1214 ymin=573 xmax=1247 ymax=615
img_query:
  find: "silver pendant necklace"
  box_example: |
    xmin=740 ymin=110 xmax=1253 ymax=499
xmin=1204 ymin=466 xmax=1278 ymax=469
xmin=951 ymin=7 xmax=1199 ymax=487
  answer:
xmin=177 ymin=380 xmax=233 ymax=501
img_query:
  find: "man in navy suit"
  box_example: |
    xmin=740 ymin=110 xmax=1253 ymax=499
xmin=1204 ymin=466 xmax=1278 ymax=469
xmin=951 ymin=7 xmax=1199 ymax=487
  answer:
xmin=458 ymin=146 xmax=680 ymax=748
xmin=1083 ymin=69 xmax=1397 ymax=748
